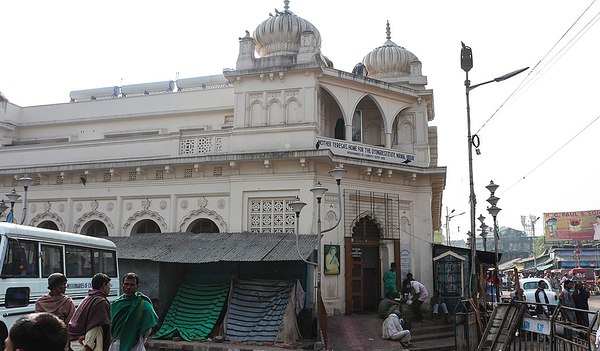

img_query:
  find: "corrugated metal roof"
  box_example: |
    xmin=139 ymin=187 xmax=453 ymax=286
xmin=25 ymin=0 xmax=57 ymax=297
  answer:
xmin=107 ymin=232 xmax=318 ymax=263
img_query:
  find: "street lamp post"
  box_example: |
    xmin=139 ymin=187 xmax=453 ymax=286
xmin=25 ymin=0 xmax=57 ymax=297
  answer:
xmin=530 ymin=215 xmax=540 ymax=269
xmin=445 ymin=207 xmax=465 ymax=246
xmin=19 ymin=175 xmax=32 ymax=225
xmin=5 ymin=188 xmax=22 ymax=223
xmin=478 ymin=214 xmax=488 ymax=251
xmin=461 ymin=42 xmax=528 ymax=299
xmin=486 ymin=180 xmax=501 ymax=304
xmin=309 ymin=166 xmax=345 ymax=351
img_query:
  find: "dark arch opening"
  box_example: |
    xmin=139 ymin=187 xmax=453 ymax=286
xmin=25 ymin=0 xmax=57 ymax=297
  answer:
xmin=81 ymin=220 xmax=108 ymax=237
xmin=352 ymin=215 xmax=382 ymax=239
xmin=132 ymin=219 xmax=161 ymax=234
xmin=38 ymin=221 xmax=59 ymax=231
xmin=187 ymin=218 xmax=219 ymax=233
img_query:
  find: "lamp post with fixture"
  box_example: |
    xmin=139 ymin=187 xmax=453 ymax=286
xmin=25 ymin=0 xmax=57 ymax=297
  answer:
xmin=2 ymin=175 xmax=33 ymax=224
xmin=486 ymin=180 xmax=501 ymax=304
xmin=290 ymin=165 xmax=345 ymax=351
xmin=445 ymin=207 xmax=465 ymax=246
xmin=461 ymin=42 xmax=528 ymax=298
xmin=5 ymin=188 xmax=21 ymax=223
xmin=478 ymin=214 xmax=489 ymax=251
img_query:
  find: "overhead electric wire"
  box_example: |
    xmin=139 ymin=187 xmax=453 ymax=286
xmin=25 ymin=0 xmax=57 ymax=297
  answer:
xmin=475 ymin=0 xmax=599 ymax=135
xmin=502 ymin=113 xmax=600 ymax=194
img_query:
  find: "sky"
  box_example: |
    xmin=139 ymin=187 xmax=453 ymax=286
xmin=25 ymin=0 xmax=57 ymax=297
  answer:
xmin=1 ymin=0 xmax=599 ymax=242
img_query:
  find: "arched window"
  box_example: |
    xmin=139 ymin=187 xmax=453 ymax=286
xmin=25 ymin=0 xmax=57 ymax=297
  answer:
xmin=352 ymin=215 xmax=381 ymax=239
xmin=132 ymin=219 xmax=161 ymax=234
xmin=38 ymin=221 xmax=59 ymax=231
xmin=81 ymin=220 xmax=108 ymax=237
xmin=187 ymin=219 xmax=220 ymax=233
xmin=334 ymin=118 xmax=345 ymax=140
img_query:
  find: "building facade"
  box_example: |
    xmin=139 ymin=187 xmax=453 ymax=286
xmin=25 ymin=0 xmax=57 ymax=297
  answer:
xmin=0 ymin=3 xmax=445 ymax=314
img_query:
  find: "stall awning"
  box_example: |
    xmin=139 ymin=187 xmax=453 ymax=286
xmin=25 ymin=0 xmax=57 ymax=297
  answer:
xmin=536 ymin=263 xmax=554 ymax=271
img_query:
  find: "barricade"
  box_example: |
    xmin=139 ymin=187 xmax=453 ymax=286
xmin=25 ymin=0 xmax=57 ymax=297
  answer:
xmin=502 ymin=301 xmax=598 ymax=351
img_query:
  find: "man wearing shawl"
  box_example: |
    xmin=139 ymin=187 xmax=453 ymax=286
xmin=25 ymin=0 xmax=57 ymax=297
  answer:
xmin=68 ymin=273 xmax=112 ymax=351
xmin=35 ymin=273 xmax=76 ymax=326
xmin=109 ymin=273 xmax=157 ymax=351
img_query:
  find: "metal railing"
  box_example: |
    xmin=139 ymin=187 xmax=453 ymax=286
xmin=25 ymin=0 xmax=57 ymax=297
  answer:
xmin=506 ymin=301 xmax=598 ymax=351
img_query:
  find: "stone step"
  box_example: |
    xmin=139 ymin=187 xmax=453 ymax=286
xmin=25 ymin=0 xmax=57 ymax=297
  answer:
xmin=409 ymin=336 xmax=456 ymax=351
xmin=411 ymin=330 xmax=455 ymax=342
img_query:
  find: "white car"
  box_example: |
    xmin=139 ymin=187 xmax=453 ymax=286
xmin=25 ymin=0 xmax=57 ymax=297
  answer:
xmin=514 ymin=278 xmax=558 ymax=306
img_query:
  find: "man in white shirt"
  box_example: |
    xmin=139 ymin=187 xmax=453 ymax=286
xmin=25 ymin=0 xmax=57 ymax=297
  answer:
xmin=404 ymin=279 xmax=429 ymax=322
xmin=381 ymin=310 xmax=414 ymax=348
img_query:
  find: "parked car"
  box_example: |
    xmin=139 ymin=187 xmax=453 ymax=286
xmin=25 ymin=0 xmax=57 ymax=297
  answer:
xmin=512 ymin=278 xmax=558 ymax=307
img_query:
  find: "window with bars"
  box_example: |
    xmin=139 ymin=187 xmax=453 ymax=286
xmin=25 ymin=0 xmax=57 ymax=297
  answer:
xmin=213 ymin=166 xmax=222 ymax=177
xmin=184 ymin=168 xmax=193 ymax=178
xmin=56 ymin=175 xmax=64 ymax=185
xmin=249 ymin=199 xmax=296 ymax=233
xmin=435 ymin=255 xmax=463 ymax=296
xmin=128 ymin=171 xmax=137 ymax=181
xmin=155 ymin=170 xmax=164 ymax=179
xmin=103 ymin=173 xmax=112 ymax=182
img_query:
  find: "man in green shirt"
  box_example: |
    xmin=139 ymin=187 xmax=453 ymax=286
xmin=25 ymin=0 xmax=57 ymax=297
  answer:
xmin=109 ymin=273 xmax=158 ymax=351
xmin=383 ymin=262 xmax=398 ymax=298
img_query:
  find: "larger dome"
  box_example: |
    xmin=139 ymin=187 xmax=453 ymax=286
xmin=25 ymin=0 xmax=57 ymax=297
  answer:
xmin=254 ymin=0 xmax=321 ymax=57
xmin=362 ymin=21 xmax=418 ymax=79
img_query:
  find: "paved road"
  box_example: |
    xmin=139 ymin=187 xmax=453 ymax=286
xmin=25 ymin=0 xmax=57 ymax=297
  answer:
xmin=588 ymin=293 xmax=600 ymax=311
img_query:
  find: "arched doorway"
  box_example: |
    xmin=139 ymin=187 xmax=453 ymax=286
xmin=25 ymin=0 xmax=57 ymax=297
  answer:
xmin=187 ymin=218 xmax=219 ymax=233
xmin=131 ymin=219 xmax=161 ymax=234
xmin=38 ymin=221 xmax=59 ymax=231
xmin=349 ymin=215 xmax=381 ymax=312
xmin=81 ymin=220 xmax=108 ymax=237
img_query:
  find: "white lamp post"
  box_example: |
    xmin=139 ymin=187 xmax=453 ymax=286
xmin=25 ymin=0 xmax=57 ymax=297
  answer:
xmin=5 ymin=188 xmax=21 ymax=223
xmin=310 ymin=165 xmax=345 ymax=351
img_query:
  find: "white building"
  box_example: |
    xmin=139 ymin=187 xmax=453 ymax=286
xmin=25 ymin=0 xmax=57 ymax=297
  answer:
xmin=0 ymin=2 xmax=445 ymax=315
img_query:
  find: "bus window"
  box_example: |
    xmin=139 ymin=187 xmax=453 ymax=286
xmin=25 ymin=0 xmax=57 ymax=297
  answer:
xmin=41 ymin=244 xmax=64 ymax=277
xmin=5 ymin=287 xmax=30 ymax=308
xmin=94 ymin=250 xmax=117 ymax=277
xmin=66 ymin=246 xmax=92 ymax=278
xmin=1 ymin=239 xmax=39 ymax=277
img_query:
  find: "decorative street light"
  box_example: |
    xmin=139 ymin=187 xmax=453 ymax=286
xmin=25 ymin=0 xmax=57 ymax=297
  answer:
xmin=5 ymin=188 xmax=21 ymax=223
xmin=445 ymin=207 xmax=465 ymax=246
xmin=309 ymin=165 xmax=345 ymax=351
xmin=478 ymin=214 xmax=489 ymax=251
xmin=530 ymin=215 xmax=540 ymax=269
xmin=19 ymin=175 xmax=32 ymax=225
xmin=289 ymin=196 xmax=310 ymax=265
xmin=486 ymin=180 xmax=501 ymax=304
xmin=461 ymin=41 xmax=528 ymax=299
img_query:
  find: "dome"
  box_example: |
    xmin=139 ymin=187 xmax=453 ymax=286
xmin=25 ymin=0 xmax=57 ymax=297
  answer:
xmin=254 ymin=0 xmax=321 ymax=57
xmin=362 ymin=21 xmax=419 ymax=79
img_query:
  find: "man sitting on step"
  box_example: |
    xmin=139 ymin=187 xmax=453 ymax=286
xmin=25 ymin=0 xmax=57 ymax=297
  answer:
xmin=381 ymin=310 xmax=415 ymax=348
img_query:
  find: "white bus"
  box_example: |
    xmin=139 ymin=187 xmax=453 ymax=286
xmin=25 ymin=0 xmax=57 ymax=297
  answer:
xmin=0 ymin=223 xmax=120 ymax=345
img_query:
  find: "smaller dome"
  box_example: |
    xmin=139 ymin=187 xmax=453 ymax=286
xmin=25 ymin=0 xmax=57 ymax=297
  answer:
xmin=362 ymin=21 xmax=418 ymax=79
xmin=254 ymin=0 xmax=321 ymax=57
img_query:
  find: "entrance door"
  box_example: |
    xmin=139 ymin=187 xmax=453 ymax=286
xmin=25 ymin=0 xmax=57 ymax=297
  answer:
xmin=351 ymin=244 xmax=379 ymax=312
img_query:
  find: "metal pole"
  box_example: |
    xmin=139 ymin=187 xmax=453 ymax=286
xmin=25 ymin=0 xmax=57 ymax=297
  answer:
xmin=493 ymin=216 xmax=500 ymax=303
xmin=446 ymin=207 xmax=451 ymax=246
xmin=465 ymin=72 xmax=477 ymax=300
xmin=532 ymin=218 xmax=537 ymax=270
xmin=315 ymin=196 xmax=323 ymax=351
xmin=20 ymin=186 xmax=28 ymax=225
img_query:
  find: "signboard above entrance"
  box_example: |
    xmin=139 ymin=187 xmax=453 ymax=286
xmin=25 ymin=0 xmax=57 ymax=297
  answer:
xmin=315 ymin=137 xmax=415 ymax=165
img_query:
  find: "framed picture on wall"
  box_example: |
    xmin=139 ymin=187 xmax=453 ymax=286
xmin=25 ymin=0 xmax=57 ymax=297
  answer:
xmin=324 ymin=244 xmax=340 ymax=275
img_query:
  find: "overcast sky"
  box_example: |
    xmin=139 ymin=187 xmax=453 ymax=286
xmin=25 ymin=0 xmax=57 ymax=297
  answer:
xmin=1 ymin=1 xmax=599 ymax=242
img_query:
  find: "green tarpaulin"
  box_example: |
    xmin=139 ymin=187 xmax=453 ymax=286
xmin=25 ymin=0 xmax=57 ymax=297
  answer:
xmin=153 ymin=283 xmax=229 ymax=341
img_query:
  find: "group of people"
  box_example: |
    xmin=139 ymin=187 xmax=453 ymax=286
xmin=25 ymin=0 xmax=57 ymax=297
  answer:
xmin=379 ymin=262 xmax=448 ymax=348
xmin=4 ymin=272 xmax=158 ymax=351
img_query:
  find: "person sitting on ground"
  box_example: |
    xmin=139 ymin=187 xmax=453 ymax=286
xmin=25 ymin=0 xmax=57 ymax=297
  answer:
xmin=4 ymin=312 xmax=68 ymax=351
xmin=430 ymin=291 xmax=448 ymax=320
xmin=378 ymin=292 xmax=401 ymax=319
xmin=381 ymin=310 xmax=414 ymax=348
